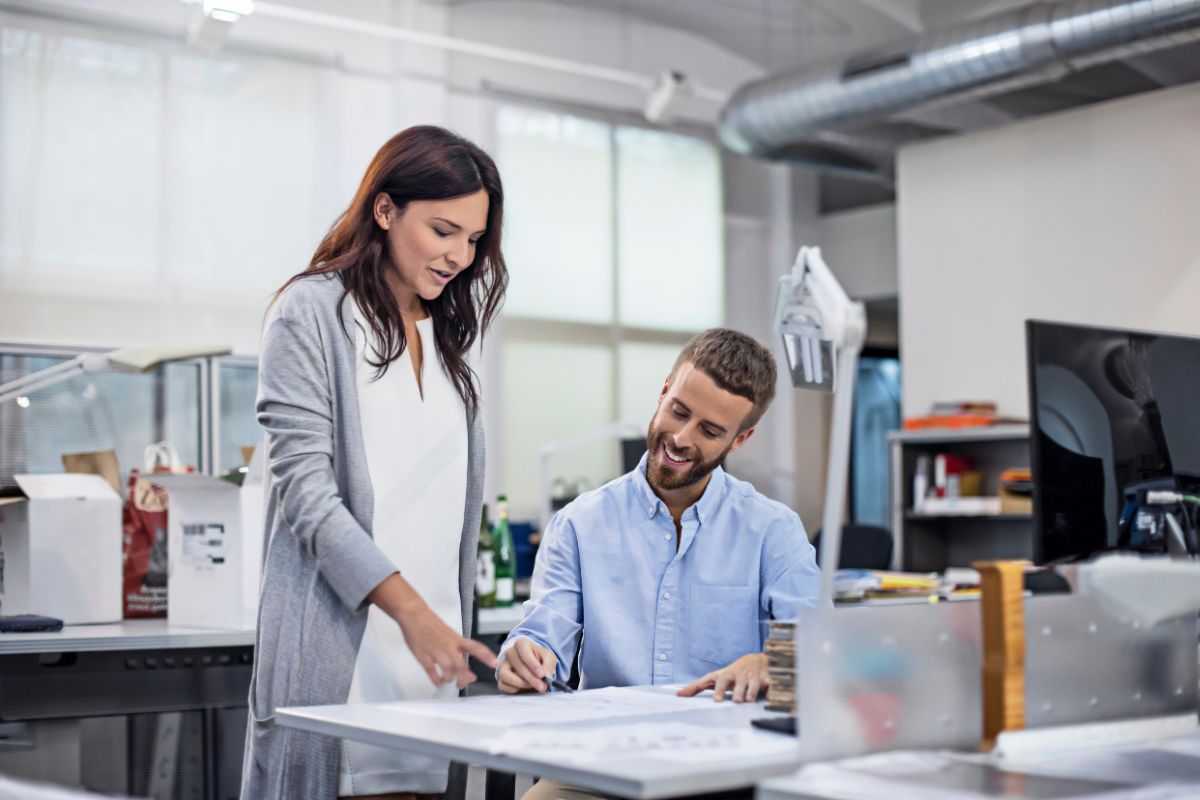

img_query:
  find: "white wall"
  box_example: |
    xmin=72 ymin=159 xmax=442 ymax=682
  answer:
xmin=897 ymin=82 xmax=1200 ymax=419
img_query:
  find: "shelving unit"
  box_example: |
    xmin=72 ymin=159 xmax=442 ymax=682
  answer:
xmin=889 ymin=424 xmax=1031 ymax=572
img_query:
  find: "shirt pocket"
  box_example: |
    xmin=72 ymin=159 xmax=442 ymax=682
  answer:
xmin=688 ymin=584 xmax=761 ymax=666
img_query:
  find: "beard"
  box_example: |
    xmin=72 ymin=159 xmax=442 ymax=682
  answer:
xmin=644 ymin=422 xmax=731 ymax=492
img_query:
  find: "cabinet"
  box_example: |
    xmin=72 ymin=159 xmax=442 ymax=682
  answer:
xmin=889 ymin=425 xmax=1031 ymax=572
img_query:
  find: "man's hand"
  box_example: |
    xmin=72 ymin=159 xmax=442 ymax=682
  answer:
xmin=497 ymin=637 xmax=559 ymax=694
xmin=676 ymin=653 xmax=769 ymax=703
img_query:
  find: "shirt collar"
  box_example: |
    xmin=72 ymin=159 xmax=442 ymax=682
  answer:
xmin=632 ymin=451 xmax=727 ymax=525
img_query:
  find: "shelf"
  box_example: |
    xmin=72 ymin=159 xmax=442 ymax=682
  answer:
xmin=905 ymin=512 xmax=1031 ymax=522
xmin=890 ymin=424 xmax=1029 ymax=444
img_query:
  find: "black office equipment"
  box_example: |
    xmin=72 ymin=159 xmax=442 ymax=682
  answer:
xmin=751 ymin=715 xmax=797 ymax=736
xmin=1026 ymin=320 xmax=1200 ymax=564
xmin=812 ymin=524 xmax=893 ymax=570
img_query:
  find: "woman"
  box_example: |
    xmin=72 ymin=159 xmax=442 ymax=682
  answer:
xmin=242 ymin=126 xmax=507 ymax=800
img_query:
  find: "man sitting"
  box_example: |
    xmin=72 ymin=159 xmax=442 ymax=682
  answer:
xmin=498 ymin=328 xmax=820 ymax=709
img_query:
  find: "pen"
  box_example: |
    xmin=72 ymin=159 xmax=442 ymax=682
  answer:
xmin=543 ymin=676 xmax=574 ymax=693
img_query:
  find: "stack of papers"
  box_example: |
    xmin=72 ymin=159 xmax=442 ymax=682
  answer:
xmin=390 ymin=686 xmax=726 ymax=729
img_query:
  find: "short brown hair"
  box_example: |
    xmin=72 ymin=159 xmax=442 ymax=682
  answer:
xmin=672 ymin=328 xmax=777 ymax=431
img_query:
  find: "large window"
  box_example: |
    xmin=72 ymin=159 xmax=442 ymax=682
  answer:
xmin=495 ymin=106 xmax=724 ymax=518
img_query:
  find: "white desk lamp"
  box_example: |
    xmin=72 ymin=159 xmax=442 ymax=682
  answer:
xmin=538 ymin=420 xmax=646 ymax=533
xmin=0 ymin=343 xmax=232 ymax=406
xmin=773 ymin=246 xmax=866 ymax=607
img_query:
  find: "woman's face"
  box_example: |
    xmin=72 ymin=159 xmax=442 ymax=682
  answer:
xmin=374 ymin=189 xmax=489 ymax=303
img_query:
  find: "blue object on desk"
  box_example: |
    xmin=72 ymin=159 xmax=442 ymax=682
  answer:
xmin=511 ymin=521 xmax=537 ymax=579
xmin=0 ymin=614 xmax=64 ymax=633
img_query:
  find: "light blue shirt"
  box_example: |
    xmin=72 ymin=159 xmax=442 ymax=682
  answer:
xmin=502 ymin=454 xmax=821 ymax=689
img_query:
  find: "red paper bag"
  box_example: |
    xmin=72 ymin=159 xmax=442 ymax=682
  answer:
xmin=122 ymin=470 xmax=169 ymax=617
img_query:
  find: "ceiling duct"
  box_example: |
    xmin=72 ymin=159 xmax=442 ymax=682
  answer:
xmin=718 ymin=0 xmax=1200 ymax=181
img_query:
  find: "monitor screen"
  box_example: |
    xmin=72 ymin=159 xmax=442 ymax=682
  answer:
xmin=1026 ymin=320 xmax=1200 ymax=564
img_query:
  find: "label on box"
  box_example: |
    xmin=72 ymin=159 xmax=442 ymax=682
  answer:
xmin=182 ymin=522 xmax=227 ymax=567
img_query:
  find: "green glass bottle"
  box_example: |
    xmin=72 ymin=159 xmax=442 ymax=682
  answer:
xmin=493 ymin=495 xmax=515 ymax=608
xmin=475 ymin=503 xmax=497 ymax=608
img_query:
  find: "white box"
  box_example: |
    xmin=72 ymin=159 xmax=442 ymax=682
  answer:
xmin=153 ymin=449 xmax=264 ymax=630
xmin=0 ymin=474 xmax=122 ymax=624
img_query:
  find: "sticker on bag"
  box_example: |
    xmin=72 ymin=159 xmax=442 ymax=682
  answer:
xmin=181 ymin=522 xmax=227 ymax=567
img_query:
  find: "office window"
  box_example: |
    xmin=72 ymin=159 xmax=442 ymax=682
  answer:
xmin=616 ymin=127 xmax=724 ymax=332
xmin=0 ymin=348 xmax=203 ymax=488
xmin=497 ymin=107 xmax=614 ymax=324
xmin=217 ymin=358 xmax=262 ymax=473
xmin=495 ymin=106 xmax=724 ymax=518
xmin=0 ymin=19 xmax=326 ymax=345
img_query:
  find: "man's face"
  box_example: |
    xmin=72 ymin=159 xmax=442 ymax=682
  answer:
xmin=645 ymin=362 xmax=756 ymax=493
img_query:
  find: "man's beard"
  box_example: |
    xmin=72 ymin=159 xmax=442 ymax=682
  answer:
xmin=644 ymin=423 xmax=731 ymax=492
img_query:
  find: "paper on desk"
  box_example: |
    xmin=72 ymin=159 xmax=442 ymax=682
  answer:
xmin=490 ymin=721 xmax=796 ymax=763
xmin=390 ymin=686 xmax=729 ymax=728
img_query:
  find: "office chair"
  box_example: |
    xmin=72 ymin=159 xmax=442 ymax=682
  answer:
xmin=812 ymin=524 xmax=894 ymax=570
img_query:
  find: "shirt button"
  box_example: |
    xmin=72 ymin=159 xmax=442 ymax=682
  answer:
xmin=659 ymin=653 xmax=668 ymax=662
xmin=662 ymin=592 xmax=671 ymax=599
xmin=663 ymin=533 xmax=671 ymax=541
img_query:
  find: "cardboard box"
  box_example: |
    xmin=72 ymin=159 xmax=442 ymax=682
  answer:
xmin=0 ymin=474 xmax=122 ymax=624
xmin=151 ymin=448 xmax=264 ymax=630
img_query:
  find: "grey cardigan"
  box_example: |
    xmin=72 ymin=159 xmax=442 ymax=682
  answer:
xmin=240 ymin=273 xmax=484 ymax=800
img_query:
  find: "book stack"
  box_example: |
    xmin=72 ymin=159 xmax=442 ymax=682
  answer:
xmin=904 ymin=400 xmax=1025 ymax=431
xmin=764 ymin=620 xmax=796 ymax=713
xmin=834 ymin=568 xmax=942 ymax=602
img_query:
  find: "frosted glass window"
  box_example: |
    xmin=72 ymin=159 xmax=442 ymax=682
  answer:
xmin=0 ymin=353 xmax=202 ymax=488
xmin=501 ymin=340 xmax=615 ymax=518
xmin=166 ymin=54 xmax=322 ymax=302
xmin=218 ymin=360 xmax=261 ymax=473
xmin=1 ymin=30 xmax=161 ymax=297
xmin=616 ymin=128 xmax=723 ymax=331
xmin=617 ymin=342 xmax=683 ymax=430
xmin=496 ymin=107 xmax=613 ymax=323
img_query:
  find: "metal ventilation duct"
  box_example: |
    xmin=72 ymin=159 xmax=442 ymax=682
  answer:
xmin=718 ymin=0 xmax=1200 ymax=180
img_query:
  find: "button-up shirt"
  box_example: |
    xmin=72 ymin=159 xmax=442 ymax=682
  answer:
xmin=501 ymin=454 xmax=821 ymax=689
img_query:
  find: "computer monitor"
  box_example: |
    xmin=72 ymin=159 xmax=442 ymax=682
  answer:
xmin=1026 ymin=320 xmax=1200 ymax=564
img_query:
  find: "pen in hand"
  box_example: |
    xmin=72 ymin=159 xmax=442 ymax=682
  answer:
xmin=543 ymin=675 xmax=574 ymax=693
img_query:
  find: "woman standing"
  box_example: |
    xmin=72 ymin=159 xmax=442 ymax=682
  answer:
xmin=242 ymin=126 xmax=506 ymax=800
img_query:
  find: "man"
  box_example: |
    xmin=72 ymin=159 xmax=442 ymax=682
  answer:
xmin=498 ymin=328 xmax=820 ymax=708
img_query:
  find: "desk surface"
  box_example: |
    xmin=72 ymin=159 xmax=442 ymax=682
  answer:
xmin=278 ymin=687 xmax=799 ymax=799
xmin=0 ymin=619 xmax=255 ymax=654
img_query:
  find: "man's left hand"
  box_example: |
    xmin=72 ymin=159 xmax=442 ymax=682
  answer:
xmin=676 ymin=653 xmax=769 ymax=703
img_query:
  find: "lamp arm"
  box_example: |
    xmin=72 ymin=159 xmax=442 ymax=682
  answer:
xmin=0 ymin=356 xmax=87 ymax=406
xmin=816 ymin=343 xmax=863 ymax=608
xmin=538 ymin=420 xmax=645 ymax=532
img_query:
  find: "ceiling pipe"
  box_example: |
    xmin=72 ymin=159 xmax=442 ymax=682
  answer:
xmin=719 ymin=0 xmax=1200 ymax=180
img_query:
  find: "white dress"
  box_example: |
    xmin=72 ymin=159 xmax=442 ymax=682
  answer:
xmin=338 ymin=307 xmax=468 ymax=796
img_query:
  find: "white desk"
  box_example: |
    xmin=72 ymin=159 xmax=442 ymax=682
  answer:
xmin=278 ymin=688 xmax=800 ymax=799
xmin=0 ymin=619 xmax=255 ymax=800
xmin=0 ymin=619 xmax=254 ymax=654
xmin=757 ymin=731 xmax=1200 ymax=800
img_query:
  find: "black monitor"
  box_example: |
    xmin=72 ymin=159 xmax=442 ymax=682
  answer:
xmin=1026 ymin=320 xmax=1200 ymax=564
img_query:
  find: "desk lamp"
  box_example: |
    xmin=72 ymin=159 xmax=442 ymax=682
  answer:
xmin=773 ymin=246 xmax=866 ymax=607
xmin=0 ymin=343 xmax=232 ymax=407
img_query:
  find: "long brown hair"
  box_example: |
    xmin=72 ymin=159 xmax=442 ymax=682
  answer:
xmin=277 ymin=125 xmax=508 ymax=415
